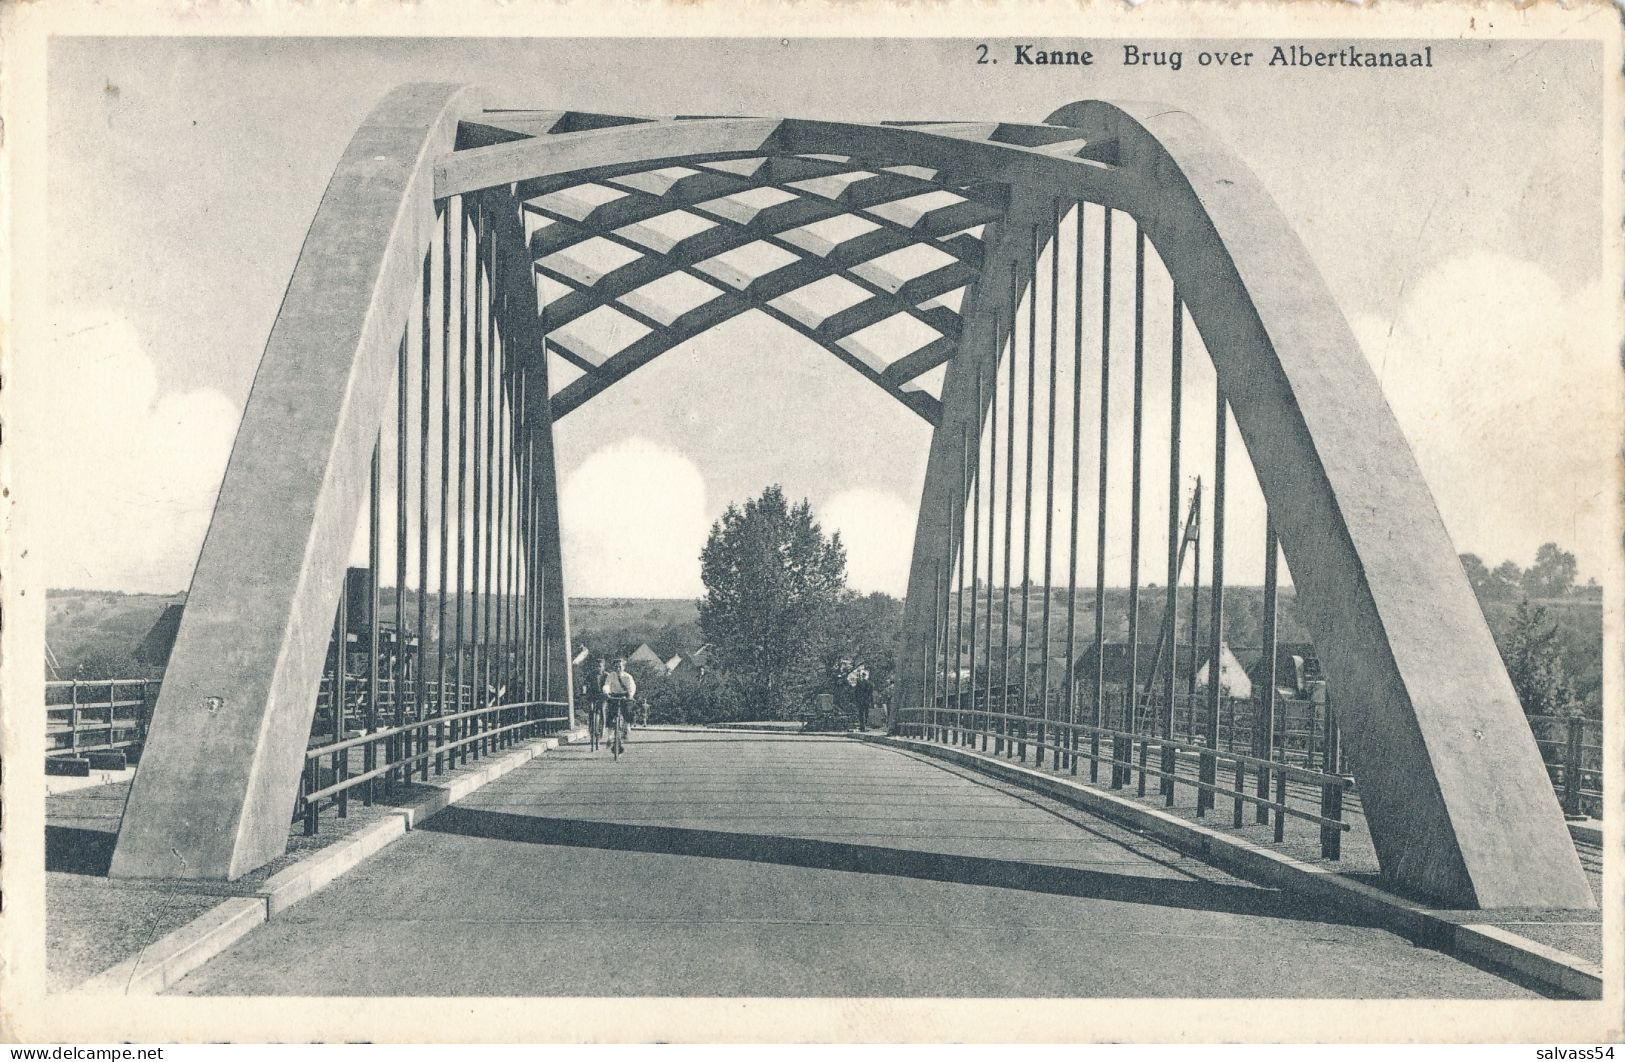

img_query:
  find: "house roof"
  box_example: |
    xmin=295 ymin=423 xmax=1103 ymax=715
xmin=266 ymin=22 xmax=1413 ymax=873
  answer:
xmin=1074 ymin=640 xmax=1321 ymax=694
xmin=1193 ymin=643 xmax=1253 ymax=697
xmin=621 ymin=642 xmax=665 ymax=666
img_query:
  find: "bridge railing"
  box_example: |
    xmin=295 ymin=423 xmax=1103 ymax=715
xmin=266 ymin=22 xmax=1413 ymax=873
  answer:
xmin=297 ymin=697 xmax=571 ymax=836
xmin=1147 ymin=691 xmax=1341 ymax=773
xmin=1528 ymin=713 xmax=1603 ymax=819
xmin=45 ymin=678 xmax=160 ymax=760
xmin=311 ymin=675 xmax=480 ymax=735
xmin=43 ymin=672 xmax=569 ymax=834
xmin=900 ymin=688 xmax=1352 ymax=860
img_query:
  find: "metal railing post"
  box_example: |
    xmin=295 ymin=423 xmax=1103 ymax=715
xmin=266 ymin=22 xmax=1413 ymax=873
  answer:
xmin=1273 ymin=768 xmax=1287 ymax=843
xmin=1136 ymin=723 xmax=1149 ymax=797
xmin=1320 ymin=782 xmax=1343 ymax=860
xmin=1232 ymin=757 xmax=1245 ymax=828
xmin=1564 ymin=714 xmax=1584 ymax=817
xmin=304 ymin=759 xmax=319 ymax=836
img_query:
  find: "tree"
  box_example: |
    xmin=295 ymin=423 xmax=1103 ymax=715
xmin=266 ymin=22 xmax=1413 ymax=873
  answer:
xmin=73 ymin=647 xmax=145 ymax=680
xmin=820 ymin=590 xmax=903 ymax=700
xmin=1498 ymin=600 xmax=1577 ymax=717
xmin=1459 ymin=553 xmax=1491 ymax=599
xmin=1523 ymin=542 xmax=1578 ymax=600
xmin=624 ymin=658 xmax=669 ymax=718
xmin=1223 ymin=589 xmax=1264 ymax=648
xmin=1484 ymin=560 xmax=1524 ymax=602
xmin=698 ymin=485 xmax=847 ymax=717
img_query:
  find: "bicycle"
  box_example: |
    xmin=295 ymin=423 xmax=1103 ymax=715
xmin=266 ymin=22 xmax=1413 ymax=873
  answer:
xmin=607 ymin=694 xmax=630 ymax=760
xmin=587 ymin=700 xmax=605 ymax=752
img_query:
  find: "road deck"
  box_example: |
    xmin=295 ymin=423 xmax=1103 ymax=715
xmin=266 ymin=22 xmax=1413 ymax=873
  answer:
xmin=167 ymin=730 xmax=1536 ymax=998
xmin=46 ymin=737 xmax=544 ymax=991
xmin=900 ymin=726 xmax=1603 ymax=964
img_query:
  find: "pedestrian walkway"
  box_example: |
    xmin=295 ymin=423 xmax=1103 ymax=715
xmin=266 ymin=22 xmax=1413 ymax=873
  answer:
xmin=166 ymin=729 xmax=1536 ymax=997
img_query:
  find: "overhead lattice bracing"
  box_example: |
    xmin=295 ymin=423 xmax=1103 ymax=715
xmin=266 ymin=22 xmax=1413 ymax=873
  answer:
xmin=498 ymin=132 xmax=1013 ymax=423
xmin=109 ymin=87 xmax=1592 ymax=913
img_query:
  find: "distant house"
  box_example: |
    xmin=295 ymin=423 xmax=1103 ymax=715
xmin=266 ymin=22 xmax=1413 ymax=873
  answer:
xmin=1074 ymin=641 xmax=1318 ymax=702
xmin=1072 ymin=642 xmax=1212 ymax=691
xmin=622 ymin=642 xmax=665 ymax=670
xmin=667 ymin=645 xmax=713 ymax=680
xmin=1241 ymin=643 xmax=1322 ymax=700
xmin=1193 ymin=643 xmax=1252 ymax=698
xmin=667 ymin=645 xmax=709 ymax=670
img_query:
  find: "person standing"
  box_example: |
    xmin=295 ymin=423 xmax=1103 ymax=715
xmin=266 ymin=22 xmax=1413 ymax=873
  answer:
xmin=854 ymin=668 xmax=875 ymax=730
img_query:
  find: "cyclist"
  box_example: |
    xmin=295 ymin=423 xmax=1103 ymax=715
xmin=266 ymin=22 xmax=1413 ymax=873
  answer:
xmin=602 ymin=657 xmax=637 ymax=759
xmin=580 ymin=658 xmax=608 ymax=751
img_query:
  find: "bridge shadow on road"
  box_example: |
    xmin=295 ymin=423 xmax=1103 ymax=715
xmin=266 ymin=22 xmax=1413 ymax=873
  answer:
xmin=420 ymin=806 xmax=1377 ymax=929
xmin=46 ymin=826 xmax=116 ymax=876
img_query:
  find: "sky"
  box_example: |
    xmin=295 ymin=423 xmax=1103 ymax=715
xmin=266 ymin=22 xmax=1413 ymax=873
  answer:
xmin=31 ymin=34 xmax=1612 ymax=598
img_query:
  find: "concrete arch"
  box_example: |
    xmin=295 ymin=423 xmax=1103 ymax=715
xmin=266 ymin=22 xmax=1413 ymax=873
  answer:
xmin=896 ymin=100 xmax=1590 ymax=909
xmin=112 ymin=87 xmax=1590 ymax=908
xmin=110 ymin=84 xmax=578 ymax=880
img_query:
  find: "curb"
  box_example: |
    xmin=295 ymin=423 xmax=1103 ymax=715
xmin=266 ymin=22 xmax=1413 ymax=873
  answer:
xmin=1454 ymin=924 xmax=1605 ymax=1000
xmin=76 ymin=730 xmax=581 ymax=996
xmin=1568 ymin=820 xmax=1603 ymax=847
xmin=77 ymin=897 xmax=267 ymax=997
xmin=647 ymin=724 xmax=812 ymax=735
xmin=861 ymin=734 xmax=1602 ymax=1000
xmin=262 ymin=813 xmax=408 ymax=916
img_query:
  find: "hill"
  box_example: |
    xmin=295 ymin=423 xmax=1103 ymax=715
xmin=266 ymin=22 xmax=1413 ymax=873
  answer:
xmin=46 ymin=589 xmax=182 ymax=678
xmin=44 ymin=589 xmax=702 ymax=679
xmin=44 ymin=587 xmax=1601 ymax=713
xmin=568 ymin=598 xmax=702 ymax=660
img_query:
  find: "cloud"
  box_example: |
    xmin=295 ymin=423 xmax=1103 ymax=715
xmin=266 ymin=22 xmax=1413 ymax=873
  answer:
xmin=821 ymin=488 xmax=916 ymax=596
xmin=559 ymin=436 xmax=709 ymax=597
xmin=30 ymin=311 xmax=239 ymax=592
xmin=1352 ymin=253 xmax=1615 ymax=579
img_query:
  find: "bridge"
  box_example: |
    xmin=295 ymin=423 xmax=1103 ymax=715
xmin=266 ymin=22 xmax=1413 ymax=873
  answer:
xmin=68 ymin=84 xmax=1597 ymax=996
xmin=56 ymin=728 xmax=1577 ymax=998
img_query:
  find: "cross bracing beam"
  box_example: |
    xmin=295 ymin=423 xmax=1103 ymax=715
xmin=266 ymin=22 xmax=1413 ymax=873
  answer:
xmin=518 ymin=149 xmax=1005 ymax=421
xmin=531 ymin=213 xmax=977 ymax=341
xmin=112 ymin=86 xmax=1593 ymax=915
xmin=434 ymin=115 xmax=1145 ymax=206
xmin=542 ymin=253 xmax=948 ymax=423
xmin=529 ymin=206 xmax=976 ymax=327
